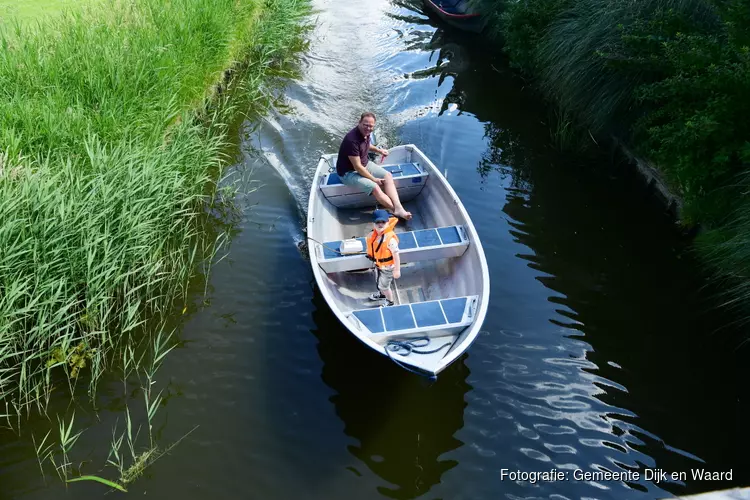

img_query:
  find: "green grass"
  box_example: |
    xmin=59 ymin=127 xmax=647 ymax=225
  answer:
xmin=0 ymin=0 xmax=90 ymax=25
xmin=0 ymin=0 xmax=311 ymax=420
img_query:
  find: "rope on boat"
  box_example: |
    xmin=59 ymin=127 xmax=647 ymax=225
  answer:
xmin=384 ymin=337 xmax=454 ymax=381
xmin=386 ymin=337 xmax=452 ymax=356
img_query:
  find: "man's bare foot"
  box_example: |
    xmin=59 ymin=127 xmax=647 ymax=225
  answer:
xmin=393 ymin=209 xmax=412 ymax=220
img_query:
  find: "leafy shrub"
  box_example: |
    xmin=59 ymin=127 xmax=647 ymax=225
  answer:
xmin=619 ymin=3 xmax=750 ymax=224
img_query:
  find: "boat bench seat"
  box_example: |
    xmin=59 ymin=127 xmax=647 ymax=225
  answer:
xmin=316 ymin=225 xmax=470 ymax=274
xmin=350 ymin=295 xmax=478 ymax=337
xmin=320 ymin=163 xmax=428 ymax=209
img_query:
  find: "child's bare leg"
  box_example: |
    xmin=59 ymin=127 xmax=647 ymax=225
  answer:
xmin=382 ymin=288 xmax=393 ymax=302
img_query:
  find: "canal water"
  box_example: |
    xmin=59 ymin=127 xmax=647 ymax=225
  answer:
xmin=1 ymin=0 xmax=747 ymax=498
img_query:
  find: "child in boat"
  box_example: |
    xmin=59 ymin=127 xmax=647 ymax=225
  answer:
xmin=367 ymin=209 xmax=401 ymax=307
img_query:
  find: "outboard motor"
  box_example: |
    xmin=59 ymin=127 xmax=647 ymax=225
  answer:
xmin=368 ymin=129 xmax=378 ymax=161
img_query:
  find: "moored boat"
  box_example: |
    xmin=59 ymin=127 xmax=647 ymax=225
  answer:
xmin=423 ymin=0 xmax=486 ymax=33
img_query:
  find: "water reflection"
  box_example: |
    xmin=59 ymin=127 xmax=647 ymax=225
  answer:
xmin=311 ymin=287 xmax=470 ymax=499
xmin=494 ymin=137 xmax=741 ymax=493
xmin=392 ymin=5 xmax=742 ymax=495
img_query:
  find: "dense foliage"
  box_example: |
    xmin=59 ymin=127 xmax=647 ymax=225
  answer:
xmin=471 ymin=0 xmax=750 ymax=318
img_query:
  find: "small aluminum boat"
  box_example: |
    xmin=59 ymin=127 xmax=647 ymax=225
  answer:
xmin=306 ymin=144 xmax=489 ymax=377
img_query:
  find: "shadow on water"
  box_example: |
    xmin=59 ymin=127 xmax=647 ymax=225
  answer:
xmin=311 ymin=285 xmax=471 ymax=500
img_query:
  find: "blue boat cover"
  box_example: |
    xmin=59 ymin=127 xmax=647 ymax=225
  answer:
xmin=322 ymin=226 xmax=465 ymax=261
xmin=441 ymin=297 xmax=468 ymax=323
xmin=352 ymin=296 xmax=470 ymax=334
xmin=326 ymin=163 xmax=422 ymax=186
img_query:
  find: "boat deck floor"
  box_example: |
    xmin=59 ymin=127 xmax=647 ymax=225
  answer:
xmin=332 ymin=200 xmax=425 ymax=239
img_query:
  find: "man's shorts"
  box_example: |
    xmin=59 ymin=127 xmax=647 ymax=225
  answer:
xmin=376 ymin=266 xmax=394 ymax=291
xmin=340 ymin=163 xmax=389 ymax=196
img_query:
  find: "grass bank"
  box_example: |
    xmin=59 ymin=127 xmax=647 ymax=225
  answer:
xmin=0 ymin=0 xmax=311 ymax=421
xmin=0 ymin=0 xmax=86 ymax=24
xmin=469 ymin=0 xmax=750 ymax=323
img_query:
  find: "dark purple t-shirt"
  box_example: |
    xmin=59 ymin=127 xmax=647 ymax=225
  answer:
xmin=336 ymin=126 xmax=369 ymax=176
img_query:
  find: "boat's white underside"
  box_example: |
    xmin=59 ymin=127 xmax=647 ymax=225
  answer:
xmin=307 ymin=145 xmax=489 ymax=376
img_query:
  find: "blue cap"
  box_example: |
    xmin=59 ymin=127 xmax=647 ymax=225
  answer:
xmin=373 ymin=209 xmax=390 ymax=223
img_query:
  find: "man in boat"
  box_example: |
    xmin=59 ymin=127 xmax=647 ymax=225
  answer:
xmin=336 ymin=112 xmax=412 ymax=220
xmin=367 ymin=209 xmax=401 ymax=307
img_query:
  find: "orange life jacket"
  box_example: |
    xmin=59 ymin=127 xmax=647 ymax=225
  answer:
xmin=366 ymin=217 xmax=399 ymax=268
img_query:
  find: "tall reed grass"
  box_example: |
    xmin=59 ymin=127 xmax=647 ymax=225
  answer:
xmin=0 ymin=0 xmax=311 ymax=422
xmin=535 ymin=0 xmax=722 ymax=136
